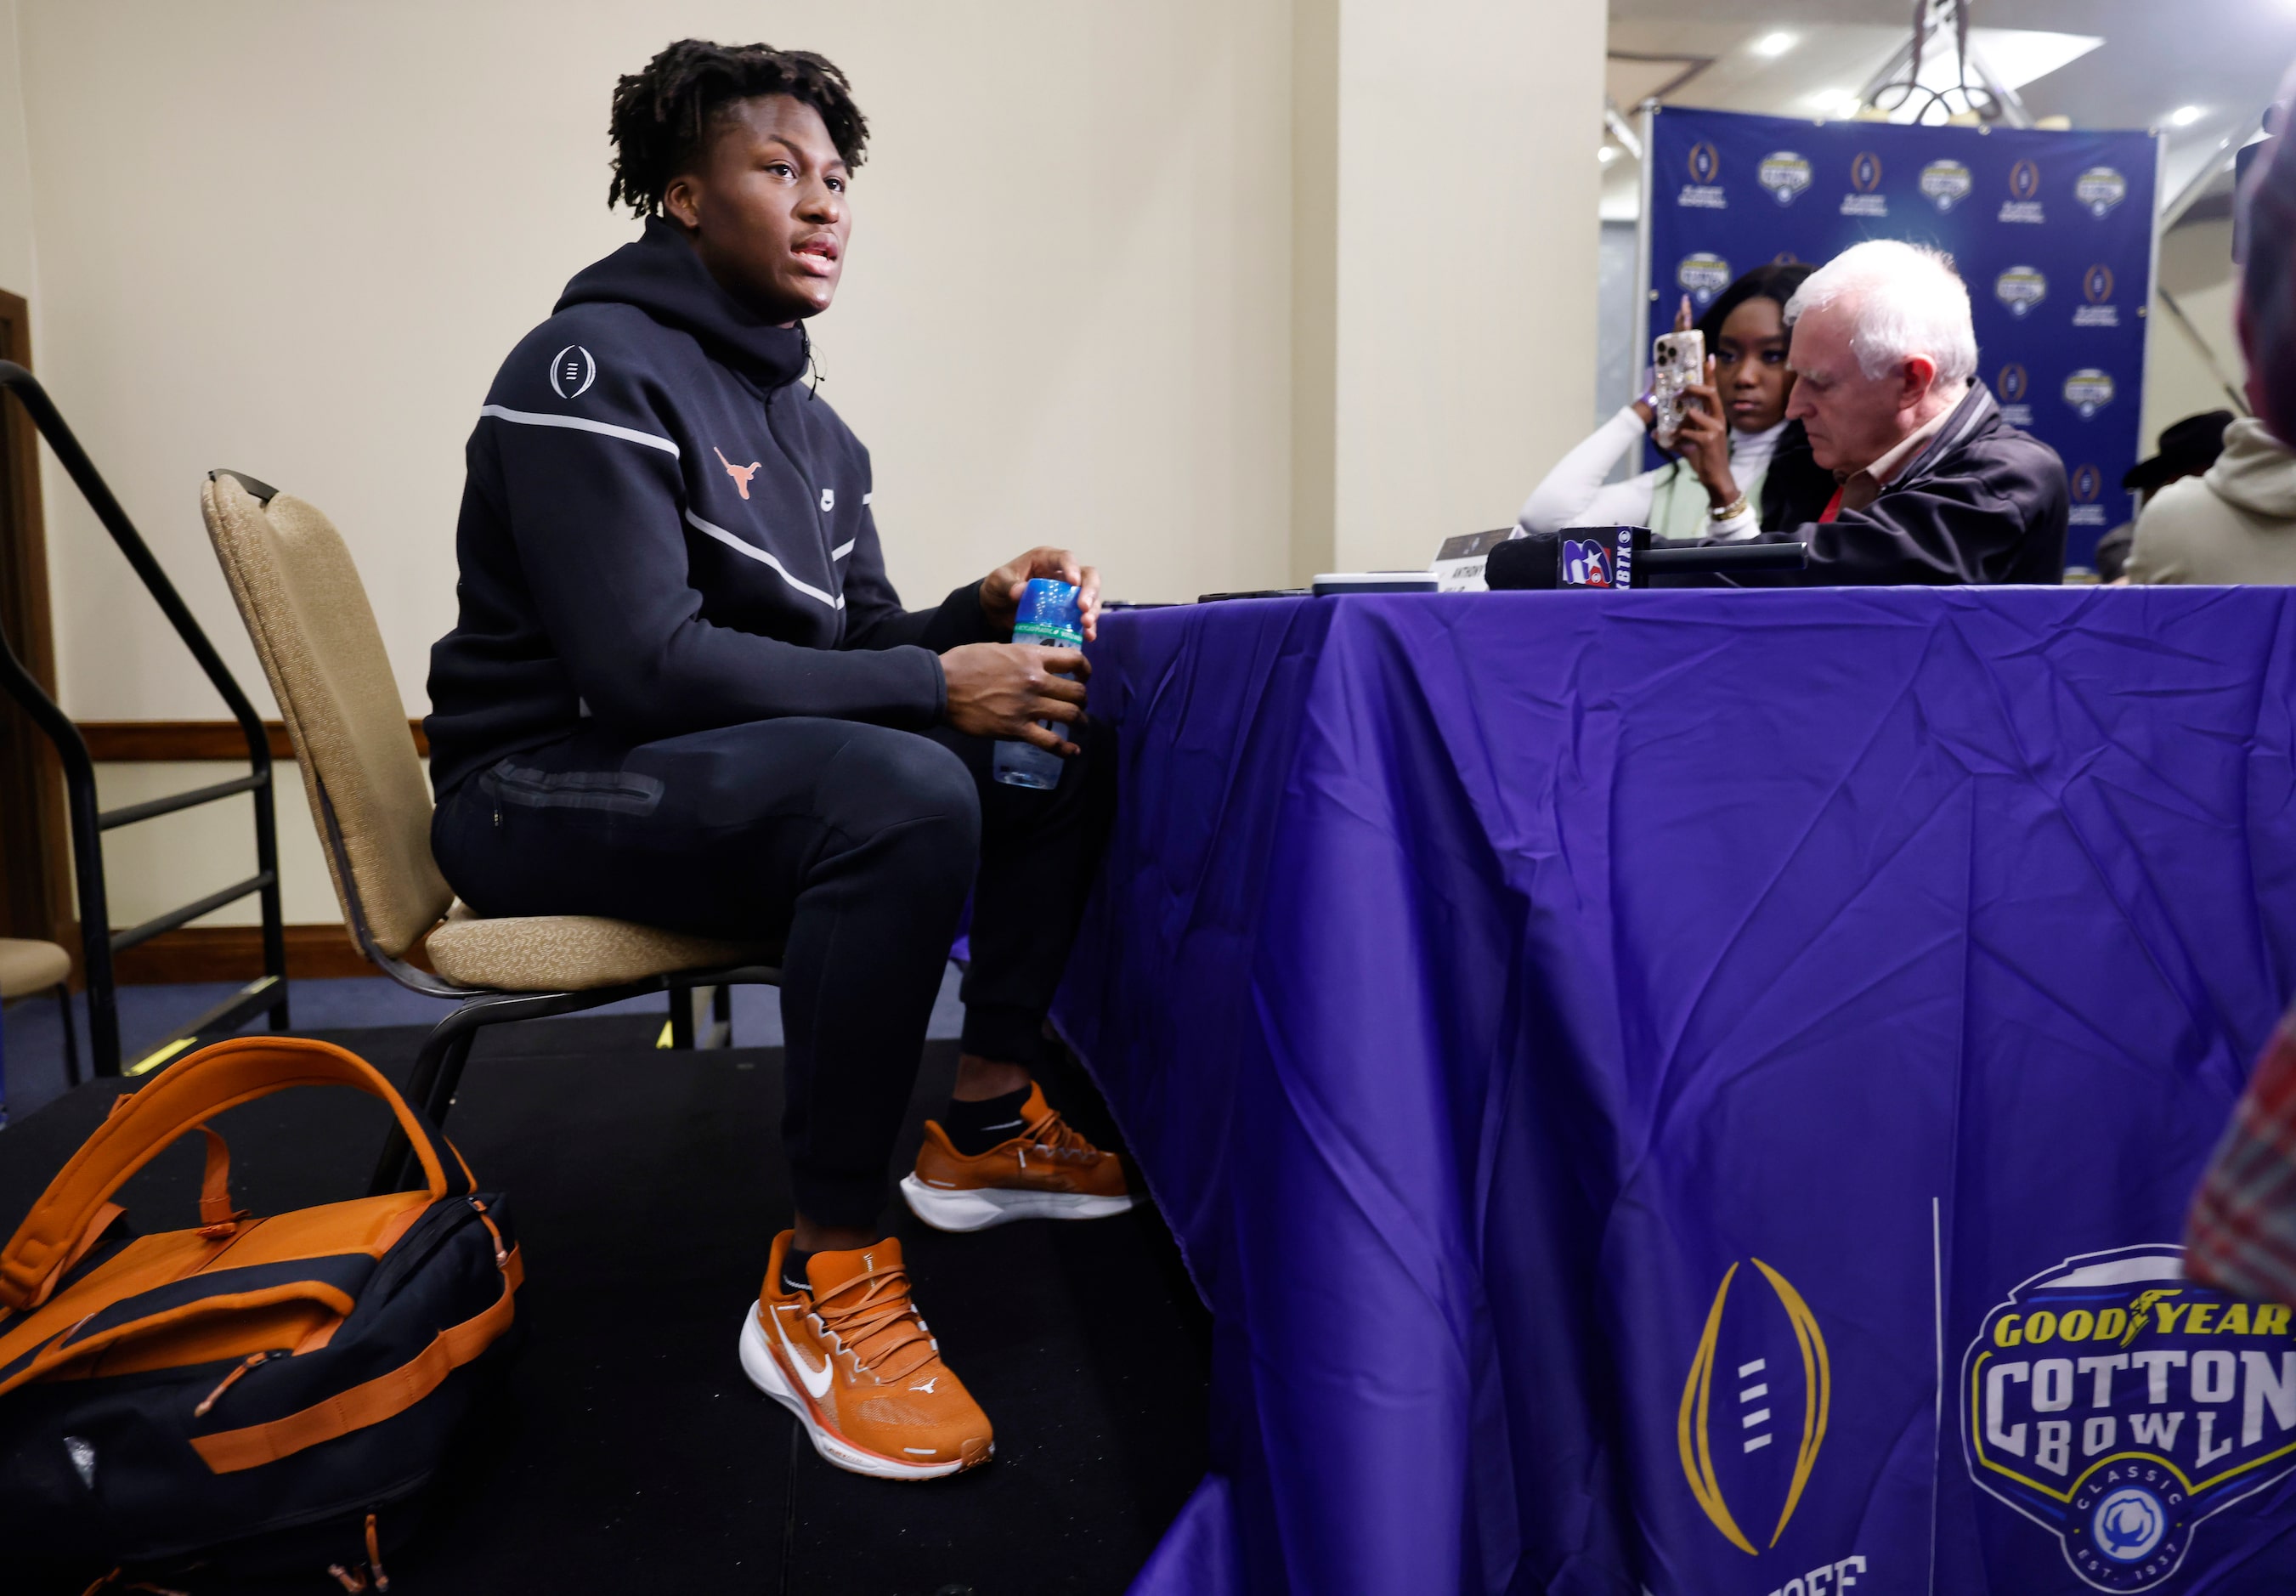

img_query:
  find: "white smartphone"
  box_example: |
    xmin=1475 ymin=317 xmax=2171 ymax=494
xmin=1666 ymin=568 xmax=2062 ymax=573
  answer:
xmin=1650 ymin=329 xmax=1705 ymax=450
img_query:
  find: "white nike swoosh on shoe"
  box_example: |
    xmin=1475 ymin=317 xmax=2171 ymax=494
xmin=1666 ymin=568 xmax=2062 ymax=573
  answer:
xmin=775 ymin=1309 xmax=834 ymax=1399
xmin=983 ymin=1119 xmax=1024 ymax=1130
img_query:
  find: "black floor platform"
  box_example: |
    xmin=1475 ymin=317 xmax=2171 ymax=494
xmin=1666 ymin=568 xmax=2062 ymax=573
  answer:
xmin=0 ymin=1019 xmax=1211 ymax=1594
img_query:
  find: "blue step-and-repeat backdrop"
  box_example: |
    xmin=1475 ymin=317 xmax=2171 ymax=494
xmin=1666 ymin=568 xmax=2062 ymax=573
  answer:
xmin=1645 ymin=106 xmax=2161 ymax=572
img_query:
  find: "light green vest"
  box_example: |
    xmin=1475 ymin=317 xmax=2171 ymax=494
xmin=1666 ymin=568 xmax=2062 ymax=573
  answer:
xmin=1647 ymin=461 xmax=1772 ymax=540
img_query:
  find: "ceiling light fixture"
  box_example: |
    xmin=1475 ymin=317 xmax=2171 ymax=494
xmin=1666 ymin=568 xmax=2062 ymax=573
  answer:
xmin=2169 ymin=105 xmax=2205 ymax=127
xmin=1753 ymin=31 xmax=1798 ymax=58
xmin=1598 ymin=145 xmax=1618 ymax=163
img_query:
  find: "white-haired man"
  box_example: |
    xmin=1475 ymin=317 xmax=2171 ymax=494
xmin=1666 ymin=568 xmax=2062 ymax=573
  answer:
xmin=1710 ymin=239 xmax=2067 ymax=584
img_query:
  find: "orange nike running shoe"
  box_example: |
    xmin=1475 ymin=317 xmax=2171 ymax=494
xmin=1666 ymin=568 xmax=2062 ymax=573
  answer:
xmin=738 ymin=1232 xmax=993 ymax=1480
xmin=901 ymin=1081 xmax=1136 ymax=1232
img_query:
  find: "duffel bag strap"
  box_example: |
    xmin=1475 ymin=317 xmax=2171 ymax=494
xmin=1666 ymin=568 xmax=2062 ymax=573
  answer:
xmin=191 ymin=1238 xmax=524 ymax=1474
xmin=0 ymin=1038 xmax=468 ymax=1314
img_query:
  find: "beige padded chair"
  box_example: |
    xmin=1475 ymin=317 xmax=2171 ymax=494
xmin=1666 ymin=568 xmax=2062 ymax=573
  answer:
xmin=199 ymin=470 xmax=780 ymax=1188
xmin=0 ymin=937 xmax=77 ymax=1099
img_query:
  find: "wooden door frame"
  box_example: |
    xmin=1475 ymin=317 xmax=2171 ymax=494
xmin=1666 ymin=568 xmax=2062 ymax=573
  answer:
xmin=0 ymin=287 xmax=73 ymax=957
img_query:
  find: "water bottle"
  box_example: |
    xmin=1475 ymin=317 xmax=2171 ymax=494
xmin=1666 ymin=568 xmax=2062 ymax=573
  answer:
xmin=991 ymin=577 xmax=1083 ymax=790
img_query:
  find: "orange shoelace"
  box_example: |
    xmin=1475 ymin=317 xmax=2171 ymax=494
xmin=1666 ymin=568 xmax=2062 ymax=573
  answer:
xmin=811 ymin=1265 xmax=938 ymax=1384
xmin=1017 ymin=1105 xmax=1103 ymax=1167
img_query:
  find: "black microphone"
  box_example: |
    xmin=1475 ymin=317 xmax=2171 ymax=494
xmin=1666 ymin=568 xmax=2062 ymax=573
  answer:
xmin=1485 ymin=529 xmax=1808 ymax=590
xmin=1639 ymin=543 xmax=1811 ymax=575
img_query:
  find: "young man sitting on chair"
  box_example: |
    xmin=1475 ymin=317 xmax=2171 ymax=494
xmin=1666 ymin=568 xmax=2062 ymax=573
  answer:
xmin=423 ymin=39 xmax=1128 ymax=1481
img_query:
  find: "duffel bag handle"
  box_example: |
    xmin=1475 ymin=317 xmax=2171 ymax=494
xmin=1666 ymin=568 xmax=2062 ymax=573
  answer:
xmin=0 ymin=1037 xmax=469 ymax=1312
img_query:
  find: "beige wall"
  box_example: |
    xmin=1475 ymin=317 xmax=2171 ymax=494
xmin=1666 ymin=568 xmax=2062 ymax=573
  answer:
xmin=0 ymin=0 xmax=33 ymax=303
xmin=3 ymin=0 xmax=1606 ymax=931
xmin=1320 ymin=0 xmax=1605 ymax=574
xmin=2143 ymin=216 xmax=2248 ymax=454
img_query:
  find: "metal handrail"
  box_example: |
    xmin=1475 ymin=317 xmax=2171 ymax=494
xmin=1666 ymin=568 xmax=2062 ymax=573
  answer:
xmin=0 ymin=361 xmax=288 ymax=1076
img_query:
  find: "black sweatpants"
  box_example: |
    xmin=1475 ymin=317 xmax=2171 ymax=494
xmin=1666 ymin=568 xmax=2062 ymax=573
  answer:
xmin=431 ymin=716 xmax=1111 ymax=1228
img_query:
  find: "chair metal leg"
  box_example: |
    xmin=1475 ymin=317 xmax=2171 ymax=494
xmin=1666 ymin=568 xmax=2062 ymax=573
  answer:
xmin=365 ymin=965 xmax=786 ymax=1196
xmin=670 ymin=987 xmax=696 ymax=1050
xmin=54 ymin=983 xmax=79 ymax=1089
xmin=368 ymin=1006 xmax=485 ymax=1195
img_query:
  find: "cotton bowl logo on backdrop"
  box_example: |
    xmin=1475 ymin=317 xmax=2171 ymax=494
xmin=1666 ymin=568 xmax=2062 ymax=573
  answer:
xmin=1758 ymin=151 xmax=1812 ymax=205
xmin=1679 ymin=1258 xmax=1830 ymax=1557
xmin=1677 ymin=252 xmax=1734 ymax=307
xmin=1962 ymin=1246 xmax=2296 ymax=1591
xmin=2078 ymin=167 xmax=2129 ymax=217
xmin=1997 ymin=266 xmax=2049 ymax=317
xmin=2066 ymin=369 xmax=2117 ymax=418
xmin=1920 ymin=159 xmax=1973 ymax=212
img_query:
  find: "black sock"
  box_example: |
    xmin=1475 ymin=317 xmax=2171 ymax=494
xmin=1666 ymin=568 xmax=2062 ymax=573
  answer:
xmin=781 ymin=1246 xmax=816 ymax=1294
xmin=943 ymin=1084 xmax=1033 ymax=1157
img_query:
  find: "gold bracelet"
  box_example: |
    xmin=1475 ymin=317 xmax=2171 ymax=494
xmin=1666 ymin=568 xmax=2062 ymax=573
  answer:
xmin=1709 ymin=493 xmax=1750 ymax=521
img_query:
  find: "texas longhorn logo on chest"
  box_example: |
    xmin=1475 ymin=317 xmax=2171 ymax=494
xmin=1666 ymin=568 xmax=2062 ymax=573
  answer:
xmin=713 ymin=445 xmax=761 ymax=501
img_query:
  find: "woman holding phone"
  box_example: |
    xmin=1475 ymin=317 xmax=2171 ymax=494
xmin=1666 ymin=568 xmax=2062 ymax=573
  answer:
xmin=1519 ymin=262 xmax=1834 ymax=540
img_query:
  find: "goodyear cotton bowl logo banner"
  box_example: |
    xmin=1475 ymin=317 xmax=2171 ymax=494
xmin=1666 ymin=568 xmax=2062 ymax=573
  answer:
xmin=1965 ymin=1248 xmax=2296 ymax=1590
xmin=1647 ymin=107 xmax=2157 ymax=569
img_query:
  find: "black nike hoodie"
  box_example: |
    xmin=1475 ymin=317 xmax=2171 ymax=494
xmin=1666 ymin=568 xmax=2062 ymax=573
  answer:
xmin=425 ymin=218 xmax=997 ymax=797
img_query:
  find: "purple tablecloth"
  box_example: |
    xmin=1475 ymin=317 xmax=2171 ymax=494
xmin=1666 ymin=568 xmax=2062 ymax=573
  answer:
xmin=1054 ymin=588 xmax=2296 ymax=1596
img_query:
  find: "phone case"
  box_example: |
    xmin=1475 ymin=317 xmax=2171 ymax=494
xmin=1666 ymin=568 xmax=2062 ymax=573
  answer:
xmin=1651 ymin=330 xmax=1705 ymax=450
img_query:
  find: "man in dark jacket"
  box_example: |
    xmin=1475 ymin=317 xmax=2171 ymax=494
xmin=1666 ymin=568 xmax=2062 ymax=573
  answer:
xmin=1707 ymin=239 xmax=2067 ymax=584
xmin=427 ymin=41 xmax=1128 ymax=1480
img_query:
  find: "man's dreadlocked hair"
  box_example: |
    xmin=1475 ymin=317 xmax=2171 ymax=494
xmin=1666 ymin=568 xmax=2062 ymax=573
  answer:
xmin=608 ymin=40 xmax=869 ymax=216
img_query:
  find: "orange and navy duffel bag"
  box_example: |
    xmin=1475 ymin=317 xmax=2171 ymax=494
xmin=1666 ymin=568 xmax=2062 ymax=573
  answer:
xmin=0 ymin=1036 xmax=523 ymax=1589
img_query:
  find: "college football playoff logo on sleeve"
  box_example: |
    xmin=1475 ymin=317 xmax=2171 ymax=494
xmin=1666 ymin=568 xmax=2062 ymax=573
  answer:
xmin=1962 ymin=1246 xmax=2296 ymax=1591
xmin=549 ymin=344 xmax=597 ymax=399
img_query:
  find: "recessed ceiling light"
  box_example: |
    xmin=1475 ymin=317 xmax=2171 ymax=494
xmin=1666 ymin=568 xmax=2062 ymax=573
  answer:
xmin=2169 ymin=105 xmax=2205 ymax=127
xmin=1598 ymin=145 xmax=1618 ymax=163
xmin=1753 ymin=31 xmax=1798 ymax=58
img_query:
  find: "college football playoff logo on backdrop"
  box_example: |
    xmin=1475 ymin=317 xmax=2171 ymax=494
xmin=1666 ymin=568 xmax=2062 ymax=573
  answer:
xmin=1679 ymin=1258 xmax=1831 ymax=1556
xmin=1688 ymin=141 xmax=1721 ymax=185
xmin=1758 ymin=151 xmax=1812 ymax=206
xmin=1963 ymin=1247 xmax=2296 ymax=1591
